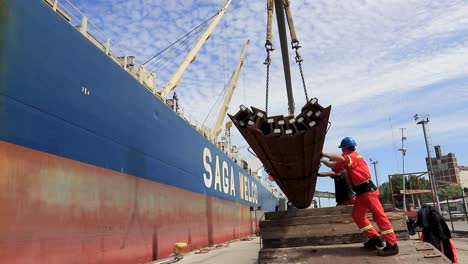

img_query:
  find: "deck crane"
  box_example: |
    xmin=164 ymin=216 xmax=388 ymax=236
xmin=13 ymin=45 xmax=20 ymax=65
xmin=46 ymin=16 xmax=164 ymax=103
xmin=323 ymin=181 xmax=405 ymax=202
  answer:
xmin=210 ymin=40 xmax=250 ymax=142
xmin=159 ymin=0 xmax=232 ymax=99
xmin=229 ymin=0 xmax=332 ymax=209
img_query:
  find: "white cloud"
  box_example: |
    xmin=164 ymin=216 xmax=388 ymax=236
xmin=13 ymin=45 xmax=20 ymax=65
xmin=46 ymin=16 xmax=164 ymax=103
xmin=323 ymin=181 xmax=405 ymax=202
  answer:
xmin=72 ymin=0 xmax=468 ymax=188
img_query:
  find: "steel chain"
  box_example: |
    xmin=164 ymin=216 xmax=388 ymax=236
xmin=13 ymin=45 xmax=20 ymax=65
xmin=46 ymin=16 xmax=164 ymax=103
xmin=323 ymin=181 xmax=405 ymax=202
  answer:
xmin=298 ymin=60 xmax=308 ymax=102
xmin=295 ymin=48 xmax=309 ymax=102
xmin=264 ymin=50 xmax=272 ymax=114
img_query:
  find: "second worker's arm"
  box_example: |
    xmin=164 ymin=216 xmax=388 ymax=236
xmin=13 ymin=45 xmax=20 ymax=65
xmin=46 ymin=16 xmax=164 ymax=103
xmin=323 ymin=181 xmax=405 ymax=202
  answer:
xmin=322 ymin=152 xmax=346 ymax=163
xmin=318 ymin=171 xmax=338 ymax=177
xmin=320 ymin=157 xmax=337 ymax=169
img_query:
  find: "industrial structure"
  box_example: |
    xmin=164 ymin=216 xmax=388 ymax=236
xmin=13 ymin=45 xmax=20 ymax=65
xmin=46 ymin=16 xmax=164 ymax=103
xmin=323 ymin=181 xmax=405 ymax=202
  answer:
xmin=460 ymin=166 xmax=468 ymax=190
xmin=427 ymin=145 xmax=461 ymax=185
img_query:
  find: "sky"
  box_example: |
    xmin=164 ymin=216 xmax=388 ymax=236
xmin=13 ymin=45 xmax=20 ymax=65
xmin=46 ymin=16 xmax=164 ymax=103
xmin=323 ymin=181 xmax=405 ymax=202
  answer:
xmin=69 ymin=0 xmax=468 ymax=206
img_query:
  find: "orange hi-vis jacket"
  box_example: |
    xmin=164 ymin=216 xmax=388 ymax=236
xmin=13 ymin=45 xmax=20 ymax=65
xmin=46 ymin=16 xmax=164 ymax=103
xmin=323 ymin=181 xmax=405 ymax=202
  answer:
xmin=337 ymin=151 xmax=371 ymax=187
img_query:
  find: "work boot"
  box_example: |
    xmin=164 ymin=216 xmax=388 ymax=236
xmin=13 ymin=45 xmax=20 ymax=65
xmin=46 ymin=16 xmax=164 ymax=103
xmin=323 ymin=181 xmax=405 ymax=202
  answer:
xmin=363 ymin=236 xmax=384 ymax=250
xmin=377 ymin=244 xmax=399 ymax=256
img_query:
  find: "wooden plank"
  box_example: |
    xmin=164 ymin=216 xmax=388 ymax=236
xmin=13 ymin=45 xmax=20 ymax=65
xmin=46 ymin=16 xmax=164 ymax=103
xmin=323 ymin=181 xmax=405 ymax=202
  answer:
xmin=263 ymin=233 xmax=366 ymax=248
xmin=260 ymin=211 xmax=405 ymax=227
xmin=399 ymin=189 xmax=432 ymax=195
xmin=262 ymin=231 xmax=409 ymax=248
xmin=261 ymin=214 xmax=354 ymax=227
xmin=260 ymin=218 xmax=407 ymax=239
xmin=258 ymin=240 xmax=451 ymax=264
xmin=264 ymin=206 xmax=354 ymax=220
xmin=265 ymin=204 xmax=395 ymax=220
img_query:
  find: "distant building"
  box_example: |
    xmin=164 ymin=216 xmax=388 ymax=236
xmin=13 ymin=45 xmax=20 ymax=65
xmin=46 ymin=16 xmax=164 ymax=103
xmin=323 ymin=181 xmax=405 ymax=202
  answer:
xmin=426 ymin=145 xmax=460 ymax=185
xmin=460 ymin=166 xmax=468 ymax=190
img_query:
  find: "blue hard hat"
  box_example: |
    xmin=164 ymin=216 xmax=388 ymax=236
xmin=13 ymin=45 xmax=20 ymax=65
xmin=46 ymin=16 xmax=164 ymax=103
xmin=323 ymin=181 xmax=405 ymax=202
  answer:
xmin=339 ymin=137 xmax=357 ymax=148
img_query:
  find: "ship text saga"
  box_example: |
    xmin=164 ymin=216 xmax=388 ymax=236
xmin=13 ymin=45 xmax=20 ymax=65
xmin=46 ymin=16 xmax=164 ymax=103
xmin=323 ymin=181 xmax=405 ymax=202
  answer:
xmin=202 ymin=147 xmax=258 ymax=204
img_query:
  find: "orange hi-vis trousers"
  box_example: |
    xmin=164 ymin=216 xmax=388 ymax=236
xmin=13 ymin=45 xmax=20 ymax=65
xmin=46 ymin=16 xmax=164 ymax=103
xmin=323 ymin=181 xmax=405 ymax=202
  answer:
xmin=352 ymin=190 xmax=398 ymax=246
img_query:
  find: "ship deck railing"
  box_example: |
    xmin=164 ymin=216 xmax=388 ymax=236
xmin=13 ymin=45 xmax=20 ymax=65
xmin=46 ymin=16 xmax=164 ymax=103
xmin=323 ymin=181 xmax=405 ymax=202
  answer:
xmin=42 ymin=0 xmax=263 ymax=179
xmin=43 ymin=0 xmax=165 ymax=99
xmin=42 ymin=1 xmax=193 ymax=123
xmin=44 ymin=0 xmax=128 ymax=69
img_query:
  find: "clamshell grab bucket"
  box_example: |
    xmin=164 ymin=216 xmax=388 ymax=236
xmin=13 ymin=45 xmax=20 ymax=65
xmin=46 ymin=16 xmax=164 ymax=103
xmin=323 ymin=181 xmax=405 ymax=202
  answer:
xmin=229 ymin=98 xmax=331 ymax=209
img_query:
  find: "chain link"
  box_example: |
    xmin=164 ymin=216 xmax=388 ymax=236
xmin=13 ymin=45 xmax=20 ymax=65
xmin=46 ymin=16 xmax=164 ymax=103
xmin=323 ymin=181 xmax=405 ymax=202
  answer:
xmin=265 ymin=65 xmax=270 ymax=114
xmin=298 ymin=58 xmax=308 ymax=102
xmin=264 ymin=48 xmax=272 ymax=114
xmin=294 ymin=44 xmax=309 ymax=102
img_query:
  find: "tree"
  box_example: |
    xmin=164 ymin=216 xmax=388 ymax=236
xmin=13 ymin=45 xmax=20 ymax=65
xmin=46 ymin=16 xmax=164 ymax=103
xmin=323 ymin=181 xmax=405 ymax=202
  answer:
xmin=438 ymin=185 xmax=462 ymax=200
xmin=378 ymin=182 xmax=392 ymax=204
xmin=378 ymin=175 xmax=432 ymax=208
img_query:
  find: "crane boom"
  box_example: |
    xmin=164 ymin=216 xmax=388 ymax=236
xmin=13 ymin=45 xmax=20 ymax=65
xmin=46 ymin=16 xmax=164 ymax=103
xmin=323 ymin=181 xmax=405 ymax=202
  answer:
xmin=159 ymin=0 xmax=232 ymax=98
xmin=274 ymin=0 xmax=295 ymax=115
xmin=211 ymin=40 xmax=250 ymax=142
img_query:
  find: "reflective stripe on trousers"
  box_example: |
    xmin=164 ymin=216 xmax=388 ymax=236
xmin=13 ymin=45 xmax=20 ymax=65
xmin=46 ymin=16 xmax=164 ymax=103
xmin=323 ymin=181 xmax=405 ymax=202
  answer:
xmin=352 ymin=190 xmax=398 ymax=246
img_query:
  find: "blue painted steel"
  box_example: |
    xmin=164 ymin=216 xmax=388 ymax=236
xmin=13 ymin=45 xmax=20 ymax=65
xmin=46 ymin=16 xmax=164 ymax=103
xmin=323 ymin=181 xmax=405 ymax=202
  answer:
xmin=0 ymin=0 xmax=277 ymax=210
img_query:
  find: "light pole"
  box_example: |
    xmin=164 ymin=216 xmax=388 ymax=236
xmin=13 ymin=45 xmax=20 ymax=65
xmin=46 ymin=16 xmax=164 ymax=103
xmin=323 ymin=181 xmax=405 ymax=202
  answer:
xmin=414 ymin=114 xmax=441 ymax=213
xmin=463 ymin=187 xmax=468 ymax=224
xmin=369 ymin=158 xmax=379 ymax=188
xmin=398 ymin=128 xmax=407 ymax=211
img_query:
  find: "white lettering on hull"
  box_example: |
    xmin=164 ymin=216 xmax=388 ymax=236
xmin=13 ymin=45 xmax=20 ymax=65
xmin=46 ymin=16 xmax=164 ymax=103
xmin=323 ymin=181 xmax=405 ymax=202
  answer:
xmin=202 ymin=147 xmax=257 ymax=204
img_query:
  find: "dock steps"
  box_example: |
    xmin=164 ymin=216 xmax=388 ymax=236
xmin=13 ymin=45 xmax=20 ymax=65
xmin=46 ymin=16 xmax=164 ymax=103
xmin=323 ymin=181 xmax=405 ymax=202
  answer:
xmin=260 ymin=206 xmax=409 ymax=248
xmin=258 ymin=206 xmax=451 ymax=263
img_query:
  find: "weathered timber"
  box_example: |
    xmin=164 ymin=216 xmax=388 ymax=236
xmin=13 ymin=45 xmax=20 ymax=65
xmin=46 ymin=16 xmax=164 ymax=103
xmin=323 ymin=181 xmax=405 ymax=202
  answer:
xmin=260 ymin=207 xmax=409 ymax=248
xmin=260 ymin=217 xmax=407 ymax=240
xmin=399 ymin=189 xmax=432 ymax=195
xmin=257 ymin=204 xmax=443 ymax=263
xmin=264 ymin=204 xmax=394 ymax=220
xmin=262 ymin=231 xmax=409 ymax=248
xmin=258 ymin=240 xmax=451 ymax=264
xmin=260 ymin=211 xmax=406 ymax=228
xmin=264 ymin=204 xmax=354 ymax=220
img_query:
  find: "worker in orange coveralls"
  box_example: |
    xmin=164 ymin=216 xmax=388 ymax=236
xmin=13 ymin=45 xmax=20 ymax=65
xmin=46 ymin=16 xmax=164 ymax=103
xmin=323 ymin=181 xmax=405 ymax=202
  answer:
xmin=320 ymin=137 xmax=399 ymax=256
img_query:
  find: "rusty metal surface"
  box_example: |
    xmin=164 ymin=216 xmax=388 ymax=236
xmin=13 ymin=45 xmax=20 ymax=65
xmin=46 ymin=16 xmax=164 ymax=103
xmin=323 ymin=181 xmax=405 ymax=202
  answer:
xmin=0 ymin=141 xmax=257 ymax=263
xmin=229 ymin=98 xmax=331 ymax=208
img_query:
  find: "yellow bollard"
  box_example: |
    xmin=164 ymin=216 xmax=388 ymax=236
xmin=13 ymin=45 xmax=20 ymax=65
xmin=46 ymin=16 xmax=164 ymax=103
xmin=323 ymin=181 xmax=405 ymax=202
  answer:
xmin=174 ymin=242 xmax=188 ymax=256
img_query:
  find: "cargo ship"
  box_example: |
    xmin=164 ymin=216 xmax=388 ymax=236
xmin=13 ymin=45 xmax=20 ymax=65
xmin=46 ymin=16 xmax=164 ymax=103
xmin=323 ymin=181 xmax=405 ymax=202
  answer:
xmin=0 ymin=0 xmax=278 ymax=263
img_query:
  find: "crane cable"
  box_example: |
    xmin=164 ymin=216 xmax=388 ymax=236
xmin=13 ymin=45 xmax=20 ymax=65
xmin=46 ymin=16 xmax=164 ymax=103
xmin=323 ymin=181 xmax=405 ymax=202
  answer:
xmin=264 ymin=0 xmax=274 ymax=114
xmin=264 ymin=0 xmax=310 ymax=114
xmin=202 ymin=76 xmax=232 ymax=129
xmin=202 ymin=16 xmax=232 ymax=130
xmin=141 ymin=11 xmax=218 ymax=67
xmin=284 ymin=0 xmax=309 ymax=102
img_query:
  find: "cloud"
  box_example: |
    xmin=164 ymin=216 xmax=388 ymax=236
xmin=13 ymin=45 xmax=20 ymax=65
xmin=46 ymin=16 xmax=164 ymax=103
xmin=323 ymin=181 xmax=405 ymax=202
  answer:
xmin=70 ymin=0 xmax=468 ymax=190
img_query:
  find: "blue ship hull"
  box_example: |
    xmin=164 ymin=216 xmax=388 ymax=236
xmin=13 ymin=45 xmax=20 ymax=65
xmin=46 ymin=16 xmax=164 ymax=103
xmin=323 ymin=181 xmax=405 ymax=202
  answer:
xmin=0 ymin=0 xmax=277 ymax=262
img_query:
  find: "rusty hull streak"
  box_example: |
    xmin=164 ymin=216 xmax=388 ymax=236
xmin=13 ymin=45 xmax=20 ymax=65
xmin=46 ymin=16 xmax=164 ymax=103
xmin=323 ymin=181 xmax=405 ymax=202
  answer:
xmin=0 ymin=141 xmax=255 ymax=263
